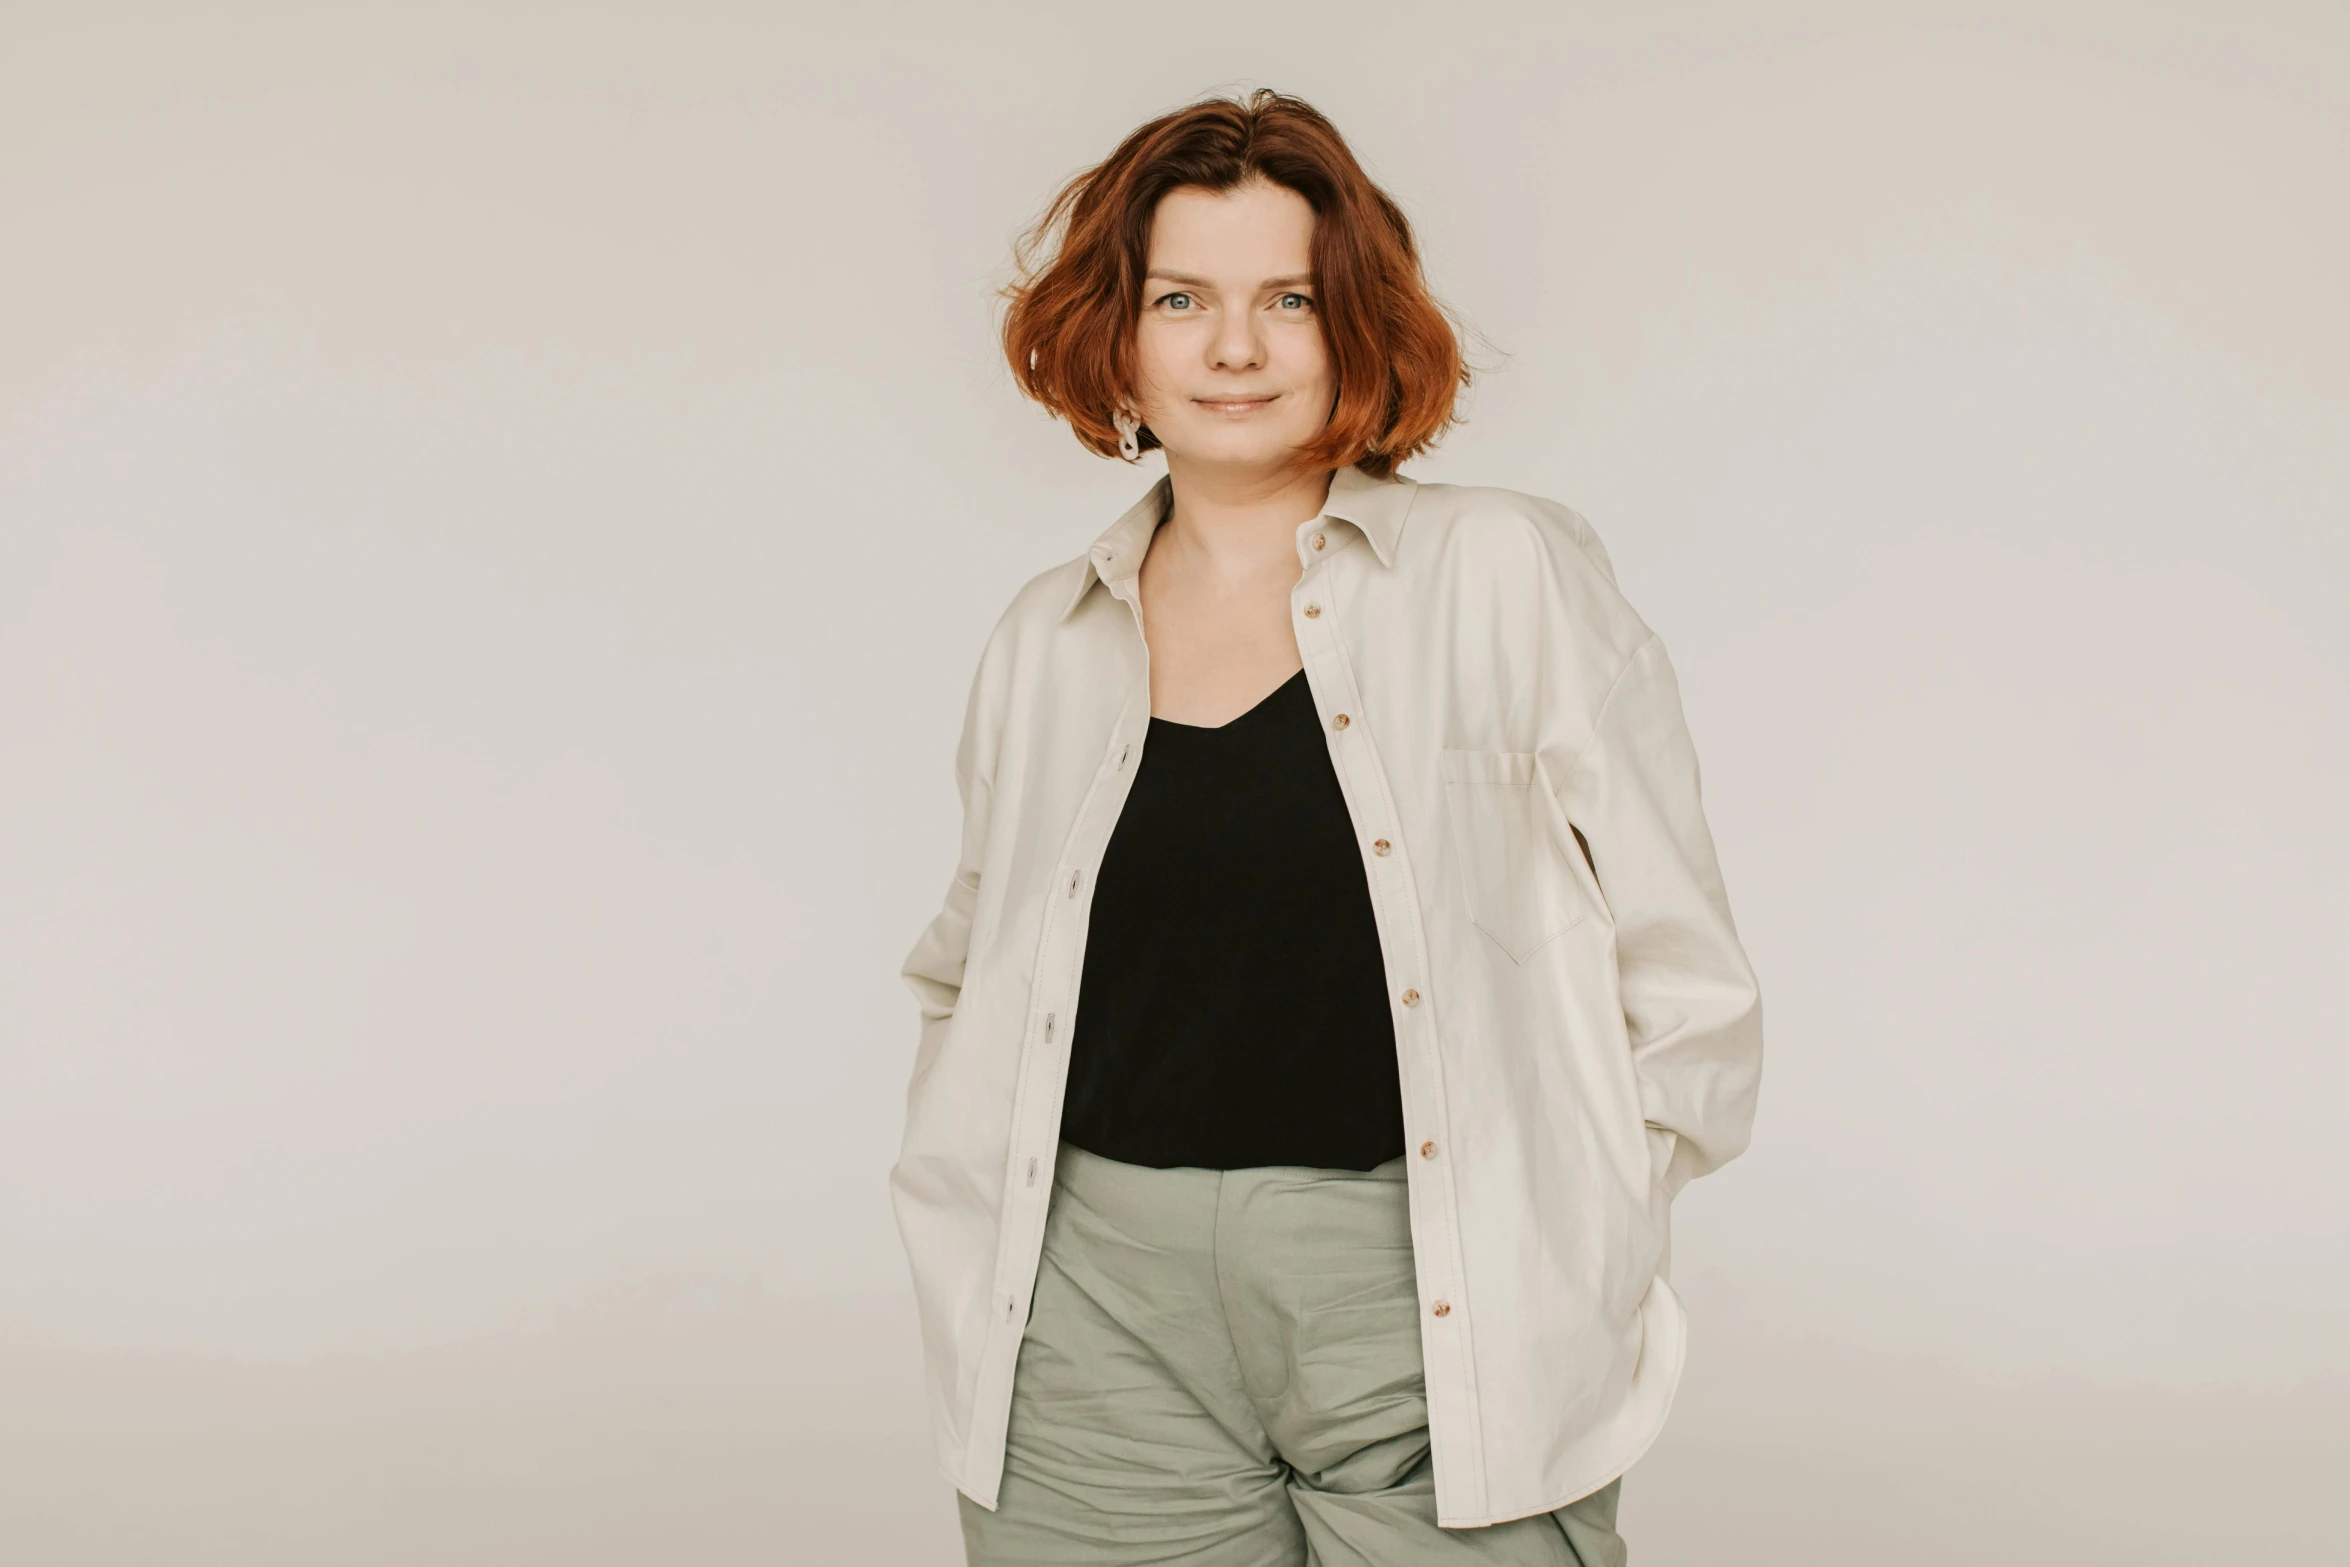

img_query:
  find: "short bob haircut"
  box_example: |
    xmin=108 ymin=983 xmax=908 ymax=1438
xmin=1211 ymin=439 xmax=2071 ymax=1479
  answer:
xmin=1001 ymin=89 xmax=1470 ymax=481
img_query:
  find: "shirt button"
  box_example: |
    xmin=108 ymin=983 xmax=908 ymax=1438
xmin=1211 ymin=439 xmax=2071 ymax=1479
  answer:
xmin=1401 ymin=988 xmax=1421 ymax=1007
xmin=1419 ymin=1140 xmax=1437 ymax=1159
xmin=1332 ymin=713 xmax=1351 ymax=730
xmin=1431 ymin=1300 xmax=1451 ymax=1318
xmin=1303 ymin=603 xmax=1321 ymax=618
xmin=1311 ymin=532 xmax=1327 ymax=551
xmin=1372 ymin=838 xmax=1391 ymax=856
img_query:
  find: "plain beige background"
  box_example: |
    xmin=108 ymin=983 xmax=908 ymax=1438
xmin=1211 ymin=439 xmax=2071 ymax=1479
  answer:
xmin=3 ymin=2 xmax=2344 ymax=1562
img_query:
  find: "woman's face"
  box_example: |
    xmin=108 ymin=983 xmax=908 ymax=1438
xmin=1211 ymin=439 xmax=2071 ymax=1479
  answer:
xmin=1131 ymin=178 xmax=1334 ymax=476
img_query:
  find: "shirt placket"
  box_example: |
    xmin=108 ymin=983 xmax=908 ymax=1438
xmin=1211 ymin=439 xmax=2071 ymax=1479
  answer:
xmin=965 ymin=540 xmax=1154 ymax=1489
xmin=1290 ymin=519 xmax=1488 ymax=1521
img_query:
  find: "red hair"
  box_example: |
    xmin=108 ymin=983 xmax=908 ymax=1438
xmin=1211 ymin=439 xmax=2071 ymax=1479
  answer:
xmin=1000 ymin=89 xmax=1470 ymax=480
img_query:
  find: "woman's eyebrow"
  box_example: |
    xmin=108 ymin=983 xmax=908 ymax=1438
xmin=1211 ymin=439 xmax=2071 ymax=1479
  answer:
xmin=1145 ymin=271 xmax=1315 ymax=290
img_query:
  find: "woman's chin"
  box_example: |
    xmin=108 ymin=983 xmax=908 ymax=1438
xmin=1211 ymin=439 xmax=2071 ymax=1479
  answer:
xmin=1157 ymin=427 xmax=1318 ymax=471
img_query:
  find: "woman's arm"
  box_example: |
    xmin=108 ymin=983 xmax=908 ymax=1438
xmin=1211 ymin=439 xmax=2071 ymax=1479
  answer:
xmin=899 ymin=644 xmax=998 ymax=1091
xmin=1559 ymin=631 xmax=1764 ymax=1198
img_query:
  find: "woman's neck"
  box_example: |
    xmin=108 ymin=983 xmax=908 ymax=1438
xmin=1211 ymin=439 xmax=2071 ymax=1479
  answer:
xmin=1157 ymin=459 xmax=1336 ymax=582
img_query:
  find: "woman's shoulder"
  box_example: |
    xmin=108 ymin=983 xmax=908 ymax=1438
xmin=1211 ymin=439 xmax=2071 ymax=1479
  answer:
xmin=1398 ymin=477 xmax=1654 ymax=658
xmin=962 ymin=555 xmax=1088 ymax=669
xmin=1402 ymin=477 xmax=1620 ymax=588
xmin=955 ymin=538 xmax=1131 ymax=705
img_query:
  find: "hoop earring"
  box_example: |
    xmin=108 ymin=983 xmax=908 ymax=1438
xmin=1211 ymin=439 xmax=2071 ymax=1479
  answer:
xmin=1113 ymin=408 xmax=1142 ymax=463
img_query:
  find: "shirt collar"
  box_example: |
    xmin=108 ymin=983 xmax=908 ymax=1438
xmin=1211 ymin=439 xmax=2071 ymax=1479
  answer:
xmin=1059 ymin=463 xmax=1418 ymax=622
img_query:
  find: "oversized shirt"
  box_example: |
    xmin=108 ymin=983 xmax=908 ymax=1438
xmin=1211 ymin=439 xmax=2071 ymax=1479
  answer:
xmin=892 ymin=460 xmax=1764 ymax=1528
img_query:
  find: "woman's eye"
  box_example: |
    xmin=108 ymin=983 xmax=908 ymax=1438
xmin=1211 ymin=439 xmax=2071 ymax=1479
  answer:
xmin=1277 ymin=293 xmax=1313 ymax=311
xmin=1160 ymin=292 xmax=1194 ymax=311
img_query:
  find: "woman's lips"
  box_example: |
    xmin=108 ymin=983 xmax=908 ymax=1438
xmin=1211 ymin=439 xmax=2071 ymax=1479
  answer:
xmin=1194 ymin=395 xmax=1278 ymax=414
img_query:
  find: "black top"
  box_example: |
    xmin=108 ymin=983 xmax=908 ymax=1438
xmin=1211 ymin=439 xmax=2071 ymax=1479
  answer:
xmin=1059 ymin=666 xmax=1404 ymax=1171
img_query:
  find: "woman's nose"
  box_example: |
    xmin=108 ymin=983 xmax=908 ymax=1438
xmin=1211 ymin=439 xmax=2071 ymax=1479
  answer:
xmin=1209 ymin=314 xmax=1264 ymax=371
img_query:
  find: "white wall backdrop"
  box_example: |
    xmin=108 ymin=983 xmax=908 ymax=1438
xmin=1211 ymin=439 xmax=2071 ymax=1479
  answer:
xmin=2 ymin=3 xmax=2344 ymax=1562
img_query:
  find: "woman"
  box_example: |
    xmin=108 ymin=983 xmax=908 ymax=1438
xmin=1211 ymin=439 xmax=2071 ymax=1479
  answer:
xmin=893 ymin=89 xmax=1762 ymax=1566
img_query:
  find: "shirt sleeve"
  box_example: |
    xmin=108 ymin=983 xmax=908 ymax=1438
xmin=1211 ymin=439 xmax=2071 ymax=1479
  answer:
xmin=898 ymin=641 xmax=997 ymax=1091
xmin=1559 ymin=632 xmax=1763 ymax=1198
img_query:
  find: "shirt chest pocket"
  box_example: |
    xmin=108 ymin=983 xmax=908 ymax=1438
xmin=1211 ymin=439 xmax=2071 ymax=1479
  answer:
xmin=1438 ymin=748 xmax=1594 ymax=963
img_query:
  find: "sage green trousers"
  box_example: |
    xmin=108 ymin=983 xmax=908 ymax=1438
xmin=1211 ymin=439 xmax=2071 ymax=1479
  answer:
xmin=958 ymin=1142 xmax=1627 ymax=1567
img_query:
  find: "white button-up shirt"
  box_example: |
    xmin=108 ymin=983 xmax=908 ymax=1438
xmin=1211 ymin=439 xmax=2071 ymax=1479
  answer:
xmin=893 ymin=461 xmax=1763 ymax=1528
